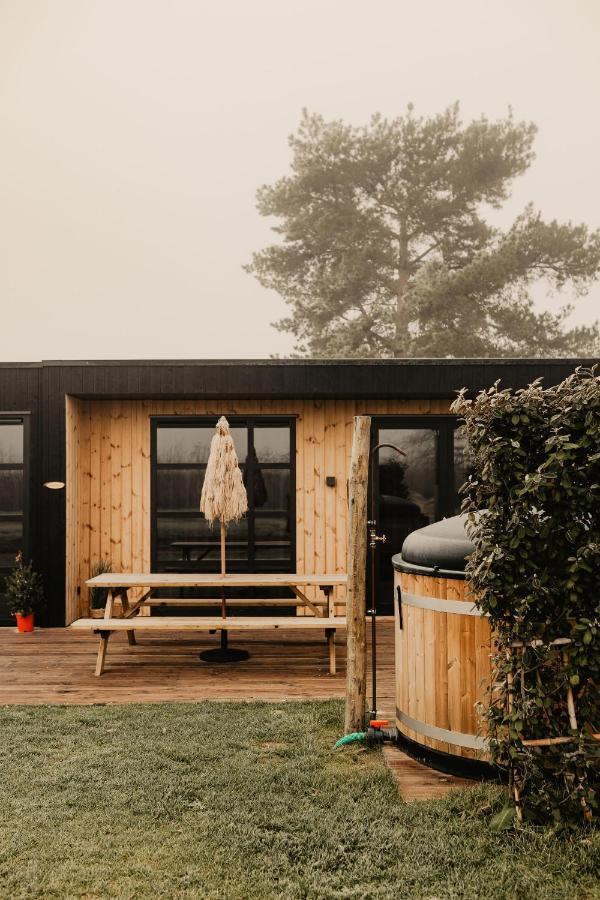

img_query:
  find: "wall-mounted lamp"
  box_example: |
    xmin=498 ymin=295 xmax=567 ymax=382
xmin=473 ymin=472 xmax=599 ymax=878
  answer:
xmin=43 ymin=481 xmax=65 ymax=490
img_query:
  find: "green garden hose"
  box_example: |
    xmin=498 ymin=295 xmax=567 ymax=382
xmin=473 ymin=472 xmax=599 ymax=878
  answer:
xmin=334 ymin=732 xmax=367 ymax=749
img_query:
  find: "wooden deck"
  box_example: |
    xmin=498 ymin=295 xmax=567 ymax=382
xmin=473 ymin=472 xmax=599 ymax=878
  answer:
xmin=0 ymin=618 xmax=395 ymax=708
xmin=0 ymin=618 xmax=472 ymax=801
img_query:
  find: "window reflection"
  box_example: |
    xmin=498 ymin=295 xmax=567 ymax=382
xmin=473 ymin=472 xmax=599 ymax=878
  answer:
xmin=156 ymin=426 xmax=247 ymax=464
xmin=254 ymin=427 xmax=290 ymax=463
xmin=378 ymin=428 xmax=438 ymax=522
xmin=453 ymin=428 xmax=473 ymax=513
xmin=0 ymin=424 xmax=24 ymax=464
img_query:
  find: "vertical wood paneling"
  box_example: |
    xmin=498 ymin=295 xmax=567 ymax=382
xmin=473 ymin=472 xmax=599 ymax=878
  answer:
xmin=121 ymin=400 xmax=132 ymax=576
xmin=100 ymin=403 xmax=111 ymax=566
xmin=130 ymin=399 xmax=143 ymax=574
xmin=313 ymin=400 xmax=325 ymax=576
xmin=303 ymin=401 xmax=315 ymax=578
xmin=110 ymin=401 xmax=123 ymax=575
xmin=77 ymin=402 xmax=91 ymax=614
xmin=324 ymin=404 xmax=336 ymax=575
xmin=89 ymin=399 xmax=101 ymax=577
xmin=66 ymin=397 xmax=452 ymax=617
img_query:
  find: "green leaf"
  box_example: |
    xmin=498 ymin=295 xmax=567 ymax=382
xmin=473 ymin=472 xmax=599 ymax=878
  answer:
xmin=490 ymin=806 xmax=515 ymax=831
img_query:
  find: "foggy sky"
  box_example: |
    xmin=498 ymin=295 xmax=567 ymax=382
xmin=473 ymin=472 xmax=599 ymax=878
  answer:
xmin=0 ymin=0 xmax=598 ymax=361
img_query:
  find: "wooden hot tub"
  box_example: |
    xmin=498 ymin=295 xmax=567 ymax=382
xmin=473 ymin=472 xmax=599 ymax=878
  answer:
xmin=392 ymin=514 xmax=492 ymax=775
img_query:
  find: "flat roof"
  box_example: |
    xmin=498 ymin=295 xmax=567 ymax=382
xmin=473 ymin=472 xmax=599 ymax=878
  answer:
xmin=35 ymin=357 xmax=600 ymax=367
xmin=0 ymin=358 xmax=596 ymax=400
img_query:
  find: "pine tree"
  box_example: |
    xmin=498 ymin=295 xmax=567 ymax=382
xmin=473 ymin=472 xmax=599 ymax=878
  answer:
xmin=246 ymin=105 xmax=600 ymax=357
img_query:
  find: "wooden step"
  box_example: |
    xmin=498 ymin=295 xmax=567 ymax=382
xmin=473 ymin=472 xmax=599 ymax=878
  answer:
xmin=383 ymin=747 xmax=473 ymax=801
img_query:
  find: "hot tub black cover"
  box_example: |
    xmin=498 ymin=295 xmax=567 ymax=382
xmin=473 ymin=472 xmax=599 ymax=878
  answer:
xmin=392 ymin=514 xmax=474 ymax=576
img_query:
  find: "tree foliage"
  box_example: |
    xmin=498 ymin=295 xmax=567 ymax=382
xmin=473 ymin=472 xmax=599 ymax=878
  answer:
xmin=247 ymin=105 xmax=600 ymax=358
xmin=452 ymin=369 xmax=600 ymax=826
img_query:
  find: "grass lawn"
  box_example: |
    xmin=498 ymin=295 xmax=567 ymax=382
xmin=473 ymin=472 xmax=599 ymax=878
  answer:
xmin=0 ymin=701 xmax=598 ymax=899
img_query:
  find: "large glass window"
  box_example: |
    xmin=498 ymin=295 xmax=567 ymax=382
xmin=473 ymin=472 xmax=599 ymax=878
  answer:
xmin=0 ymin=418 xmax=26 ymax=621
xmin=152 ymin=418 xmax=295 ymax=574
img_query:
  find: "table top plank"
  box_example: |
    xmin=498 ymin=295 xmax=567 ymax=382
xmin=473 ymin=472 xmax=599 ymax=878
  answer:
xmin=86 ymin=573 xmax=348 ymax=588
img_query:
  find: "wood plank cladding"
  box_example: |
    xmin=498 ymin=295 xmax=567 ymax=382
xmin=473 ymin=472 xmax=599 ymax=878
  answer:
xmin=394 ymin=569 xmax=492 ymax=761
xmin=65 ymin=397 xmax=452 ymax=623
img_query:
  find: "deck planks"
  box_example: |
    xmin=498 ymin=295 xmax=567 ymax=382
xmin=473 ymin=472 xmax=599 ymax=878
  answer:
xmin=0 ymin=618 xmax=395 ymax=708
xmin=382 ymin=746 xmax=473 ymax=801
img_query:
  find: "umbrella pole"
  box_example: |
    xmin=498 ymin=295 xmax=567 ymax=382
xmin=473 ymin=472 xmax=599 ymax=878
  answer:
xmin=220 ymin=521 xmax=228 ymax=651
xmin=220 ymin=521 xmax=227 ymax=618
xmin=200 ymin=517 xmax=249 ymax=663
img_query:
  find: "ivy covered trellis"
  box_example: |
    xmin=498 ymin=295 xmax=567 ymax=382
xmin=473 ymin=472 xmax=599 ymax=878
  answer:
xmin=452 ymin=368 xmax=599 ymax=826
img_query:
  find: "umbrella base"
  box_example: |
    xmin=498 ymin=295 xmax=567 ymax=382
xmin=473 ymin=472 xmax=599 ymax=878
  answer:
xmin=199 ymin=647 xmax=250 ymax=663
xmin=199 ymin=629 xmax=249 ymax=663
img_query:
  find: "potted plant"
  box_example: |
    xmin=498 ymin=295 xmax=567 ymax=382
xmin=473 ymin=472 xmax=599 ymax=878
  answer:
xmin=89 ymin=559 xmax=112 ymax=618
xmin=6 ymin=552 xmax=44 ymax=632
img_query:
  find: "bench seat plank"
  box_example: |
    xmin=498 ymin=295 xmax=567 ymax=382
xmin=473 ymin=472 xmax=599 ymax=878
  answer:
xmin=71 ymin=616 xmax=345 ymax=631
xmin=145 ymin=598 xmax=344 ymax=607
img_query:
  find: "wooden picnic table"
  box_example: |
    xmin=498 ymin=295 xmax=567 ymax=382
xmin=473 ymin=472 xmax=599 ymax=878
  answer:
xmin=70 ymin=572 xmax=348 ymax=677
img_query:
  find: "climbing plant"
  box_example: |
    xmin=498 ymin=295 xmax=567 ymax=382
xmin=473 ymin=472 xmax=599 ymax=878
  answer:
xmin=452 ymin=368 xmax=600 ymax=826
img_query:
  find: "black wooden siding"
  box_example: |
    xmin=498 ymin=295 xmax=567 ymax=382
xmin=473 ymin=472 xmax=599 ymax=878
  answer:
xmin=0 ymin=358 xmax=595 ymax=626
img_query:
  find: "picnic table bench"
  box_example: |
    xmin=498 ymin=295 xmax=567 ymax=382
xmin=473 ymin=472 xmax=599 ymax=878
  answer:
xmin=70 ymin=573 xmax=347 ymax=677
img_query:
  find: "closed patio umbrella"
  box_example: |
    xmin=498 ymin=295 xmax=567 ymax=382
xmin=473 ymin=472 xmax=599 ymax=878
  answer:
xmin=199 ymin=416 xmax=249 ymax=662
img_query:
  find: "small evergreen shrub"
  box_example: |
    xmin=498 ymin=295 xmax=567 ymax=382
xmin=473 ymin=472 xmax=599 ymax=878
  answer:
xmin=452 ymin=368 xmax=599 ymax=826
xmin=89 ymin=559 xmax=112 ymax=609
xmin=5 ymin=552 xmax=44 ymax=617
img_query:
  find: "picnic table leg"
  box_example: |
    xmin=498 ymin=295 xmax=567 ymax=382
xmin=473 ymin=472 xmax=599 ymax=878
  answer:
xmin=118 ymin=588 xmax=137 ymax=646
xmin=94 ymin=588 xmax=115 ymax=676
xmin=325 ymin=628 xmax=336 ymax=675
xmin=95 ymin=630 xmax=110 ymax=676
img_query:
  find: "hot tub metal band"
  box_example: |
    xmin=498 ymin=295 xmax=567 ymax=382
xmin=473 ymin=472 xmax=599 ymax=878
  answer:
xmin=399 ymin=590 xmax=489 ymax=617
xmin=396 ymin=709 xmax=489 ymax=751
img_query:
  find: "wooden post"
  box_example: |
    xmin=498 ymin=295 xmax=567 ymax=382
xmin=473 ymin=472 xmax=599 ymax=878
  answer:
xmin=345 ymin=415 xmax=371 ymax=734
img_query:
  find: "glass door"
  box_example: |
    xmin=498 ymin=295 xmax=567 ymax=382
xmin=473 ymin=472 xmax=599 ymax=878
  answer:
xmin=372 ymin=417 xmax=462 ymax=613
xmin=0 ymin=418 xmax=27 ymax=623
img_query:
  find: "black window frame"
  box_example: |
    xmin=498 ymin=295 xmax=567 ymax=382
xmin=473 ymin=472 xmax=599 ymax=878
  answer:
xmin=0 ymin=413 xmax=30 ymax=623
xmin=150 ymin=415 xmax=297 ymax=575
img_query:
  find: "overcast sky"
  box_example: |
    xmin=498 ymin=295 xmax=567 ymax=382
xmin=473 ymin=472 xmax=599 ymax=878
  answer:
xmin=0 ymin=0 xmax=598 ymax=361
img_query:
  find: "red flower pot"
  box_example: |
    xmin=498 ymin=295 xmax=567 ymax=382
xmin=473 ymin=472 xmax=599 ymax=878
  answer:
xmin=15 ymin=613 xmax=34 ymax=633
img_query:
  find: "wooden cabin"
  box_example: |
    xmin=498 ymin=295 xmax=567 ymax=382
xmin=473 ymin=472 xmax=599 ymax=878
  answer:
xmin=0 ymin=358 xmax=590 ymax=627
